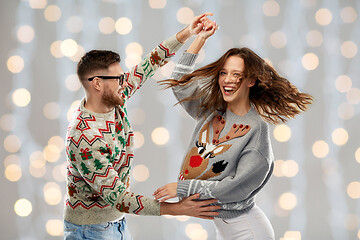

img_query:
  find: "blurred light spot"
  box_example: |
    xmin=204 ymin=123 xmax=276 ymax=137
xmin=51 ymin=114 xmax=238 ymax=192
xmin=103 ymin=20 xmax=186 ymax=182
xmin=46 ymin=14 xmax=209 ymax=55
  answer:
xmin=115 ymin=17 xmax=132 ymax=35
xmin=44 ymin=5 xmax=61 ymax=22
xmin=67 ymin=100 xmax=81 ymax=122
xmin=134 ymin=131 xmax=145 ymax=149
xmin=43 ymin=102 xmax=60 ymax=120
xmin=52 ymin=163 xmax=67 ymax=182
xmin=48 ymin=136 xmax=65 ymax=152
xmin=126 ymin=42 xmax=143 ymax=56
xmin=66 ymin=16 xmax=83 ymax=33
xmin=284 ymin=231 xmax=301 ymax=240
xmin=69 ymin=45 xmax=85 ymax=62
xmin=176 ymin=7 xmax=194 ymax=24
xmin=263 ymin=0 xmax=280 ymax=17
xmin=99 ymin=17 xmax=115 ymax=34
xmin=5 ymin=164 xmax=22 ymax=182
xmin=273 ymin=124 xmax=291 ymax=142
xmin=132 ymin=164 xmax=149 ymax=182
xmin=312 ymin=140 xmax=329 ymax=158
xmin=160 ymin=61 xmax=175 ymax=78
xmin=278 ymin=192 xmax=297 ymax=210
xmin=60 ymin=39 xmax=78 ymax=57
xmin=0 ymin=114 xmax=16 ymax=132
xmin=341 ymin=7 xmax=357 ymax=23
xmin=149 ymin=0 xmax=166 ymax=8
xmin=306 ymin=30 xmax=323 ymax=47
xmin=4 ymin=155 xmax=20 ymax=167
xmin=17 ymin=25 xmax=35 ymax=43
xmin=12 ymin=88 xmax=31 ymax=107
xmin=7 ymin=55 xmax=24 ymax=73
xmin=185 ymin=223 xmax=208 ymax=240
xmin=4 ymin=135 xmax=21 ymax=153
xmin=129 ymin=108 xmax=146 ymax=125
xmin=176 ymin=216 xmax=190 ymax=222
xmin=14 ymin=199 xmax=32 ymax=217
xmin=335 ymin=75 xmax=352 ymax=93
xmin=270 ymin=31 xmax=287 ymax=48
xmin=346 ymin=88 xmax=360 ymax=104
xmin=43 ymin=144 xmax=61 ymax=163
xmin=338 ymin=103 xmax=354 ymax=120
xmin=50 ymin=41 xmax=64 ymax=58
xmin=341 ymin=41 xmax=357 ymax=58
xmin=43 ymin=182 xmax=62 ymax=205
xmin=347 ymin=182 xmax=360 ymax=199
xmin=302 ymin=53 xmax=319 ymax=71
xmin=273 ymin=160 xmax=285 ymax=177
xmin=125 ymin=54 xmax=141 ymax=69
xmin=65 ymin=74 xmax=82 ymax=92
xmin=152 ymin=127 xmax=170 ymax=145
xmin=282 ymin=160 xmax=299 ymax=178
xmin=331 ymin=128 xmax=348 ymax=146
xmin=356 ymin=148 xmax=360 ymax=164
xmin=315 ymin=8 xmax=332 ymax=26
xmin=46 ymin=219 xmax=63 ymax=236
xmin=30 ymin=151 xmax=47 ymax=178
xmin=29 ymin=0 xmax=47 ymax=9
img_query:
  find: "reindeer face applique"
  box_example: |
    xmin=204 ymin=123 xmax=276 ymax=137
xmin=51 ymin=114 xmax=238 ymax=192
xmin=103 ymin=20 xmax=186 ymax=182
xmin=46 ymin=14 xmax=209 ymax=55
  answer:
xmin=179 ymin=115 xmax=251 ymax=180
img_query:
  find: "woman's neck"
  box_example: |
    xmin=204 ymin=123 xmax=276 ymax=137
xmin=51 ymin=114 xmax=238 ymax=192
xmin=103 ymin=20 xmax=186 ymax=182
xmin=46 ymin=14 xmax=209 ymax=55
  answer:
xmin=227 ymin=100 xmax=251 ymax=117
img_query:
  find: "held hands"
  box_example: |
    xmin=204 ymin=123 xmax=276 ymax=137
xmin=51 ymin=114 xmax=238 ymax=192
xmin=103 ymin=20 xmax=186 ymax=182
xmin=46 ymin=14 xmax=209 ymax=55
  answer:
xmin=188 ymin=12 xmax=219 ymax=40
xmin=153 ymin=182 xmax=178 ymax=202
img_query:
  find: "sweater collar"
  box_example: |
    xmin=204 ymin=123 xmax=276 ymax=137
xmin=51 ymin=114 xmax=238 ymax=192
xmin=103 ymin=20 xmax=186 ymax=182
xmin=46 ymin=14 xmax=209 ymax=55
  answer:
xmin=80 ymin=98 xmax=116 ymax=119
xmin=224 ymin=105 xmax=256 ymax=123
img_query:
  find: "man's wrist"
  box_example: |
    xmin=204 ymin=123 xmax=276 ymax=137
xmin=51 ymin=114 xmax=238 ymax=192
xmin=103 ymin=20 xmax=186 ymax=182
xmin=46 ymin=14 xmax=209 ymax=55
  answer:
xmin=160 ymin=202 xmax=177 ymax=216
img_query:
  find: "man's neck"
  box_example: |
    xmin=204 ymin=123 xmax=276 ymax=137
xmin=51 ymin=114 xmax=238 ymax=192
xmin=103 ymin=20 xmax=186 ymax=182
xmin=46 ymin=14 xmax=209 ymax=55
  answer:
xmin=84 ymin=96 xmax=114 ymax=114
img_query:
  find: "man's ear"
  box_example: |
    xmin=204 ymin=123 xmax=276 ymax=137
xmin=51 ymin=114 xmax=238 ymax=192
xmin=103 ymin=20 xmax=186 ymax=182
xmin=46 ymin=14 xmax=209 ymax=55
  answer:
xmin=91 ymin=77 xmax=102 ymax=91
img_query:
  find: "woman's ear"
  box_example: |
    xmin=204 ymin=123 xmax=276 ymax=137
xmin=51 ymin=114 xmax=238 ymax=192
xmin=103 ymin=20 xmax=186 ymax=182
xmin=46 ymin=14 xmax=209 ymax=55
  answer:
xmin=248 ymin=78 xmax=256 ymax=87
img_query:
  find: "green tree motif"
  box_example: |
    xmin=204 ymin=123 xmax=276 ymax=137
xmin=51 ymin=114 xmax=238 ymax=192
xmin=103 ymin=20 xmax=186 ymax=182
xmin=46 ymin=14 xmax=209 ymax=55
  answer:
xmin=94 ymin=159 xmax=105 ymax=170
xmin=81 ymin=162 xmax=91 ymax=175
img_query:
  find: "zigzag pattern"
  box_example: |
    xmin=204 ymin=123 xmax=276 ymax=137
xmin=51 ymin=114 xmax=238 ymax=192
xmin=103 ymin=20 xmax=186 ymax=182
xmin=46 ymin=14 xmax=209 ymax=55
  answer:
xmin=133 ymin=195 xmax=144 ymax=214
xmin=126 ymin=133 xmax=134 ymax=147
xmin=66 ymin=199 xmax=109 ymax=210
xmin=68 ymin=117 xmax=115 ymax=148
xmin=159 ymin=43 xmax=175 ymax=58
xmin=121 ymin=154 xmax=133 ymax=168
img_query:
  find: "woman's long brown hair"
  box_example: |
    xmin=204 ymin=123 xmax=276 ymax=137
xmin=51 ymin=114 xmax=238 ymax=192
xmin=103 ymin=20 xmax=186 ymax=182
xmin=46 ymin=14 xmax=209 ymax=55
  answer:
xmin=160 ymin=48 xmax=313 ymax=124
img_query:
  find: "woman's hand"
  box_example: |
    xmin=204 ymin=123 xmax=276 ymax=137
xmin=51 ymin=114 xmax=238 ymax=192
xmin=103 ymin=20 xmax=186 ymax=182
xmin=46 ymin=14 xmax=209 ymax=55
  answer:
xmin=153 ymin=182 xmax=178 ymax=202
xmin=188 ymin=12 xmax=214 ymax=35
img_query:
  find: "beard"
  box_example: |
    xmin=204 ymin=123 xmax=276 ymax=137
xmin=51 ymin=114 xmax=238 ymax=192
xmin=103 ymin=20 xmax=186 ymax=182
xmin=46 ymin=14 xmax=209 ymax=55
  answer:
xmin=101 ymin=86 xmax=124 ymax=108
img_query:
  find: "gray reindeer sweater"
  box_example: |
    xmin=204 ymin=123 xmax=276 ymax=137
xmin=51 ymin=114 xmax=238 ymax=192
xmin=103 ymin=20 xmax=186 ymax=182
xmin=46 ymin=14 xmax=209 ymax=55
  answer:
xmin=172 ymin=52 xmax=274 ymax=219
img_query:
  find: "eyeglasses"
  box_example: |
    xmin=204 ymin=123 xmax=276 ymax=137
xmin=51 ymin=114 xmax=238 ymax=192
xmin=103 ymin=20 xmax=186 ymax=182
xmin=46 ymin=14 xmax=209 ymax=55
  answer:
xmin=88 ymin=74 xmax=126 ymax=85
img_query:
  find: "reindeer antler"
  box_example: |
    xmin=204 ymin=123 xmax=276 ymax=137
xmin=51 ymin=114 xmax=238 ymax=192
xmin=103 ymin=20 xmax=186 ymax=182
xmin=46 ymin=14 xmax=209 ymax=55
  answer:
xmin=211 ymin=115 xmax=251 ymax=145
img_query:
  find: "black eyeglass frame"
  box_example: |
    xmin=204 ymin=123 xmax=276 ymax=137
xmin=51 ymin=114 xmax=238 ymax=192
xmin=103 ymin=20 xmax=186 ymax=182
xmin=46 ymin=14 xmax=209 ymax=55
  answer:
xmin=88 ymin=74 xmax=126 ymax=85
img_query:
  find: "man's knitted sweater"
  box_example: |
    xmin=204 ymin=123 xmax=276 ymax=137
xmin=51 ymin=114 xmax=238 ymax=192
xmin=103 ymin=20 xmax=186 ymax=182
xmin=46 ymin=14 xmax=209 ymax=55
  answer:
xmin=172 ymin=52 xmax=274 ymax=219
xmin=64 ymin=35 xmax=182 ymax=225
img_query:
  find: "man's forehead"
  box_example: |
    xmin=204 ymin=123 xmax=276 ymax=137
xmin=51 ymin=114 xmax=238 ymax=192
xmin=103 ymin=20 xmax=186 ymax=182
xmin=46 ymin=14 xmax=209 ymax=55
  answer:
xmin=107 ymin=62 xmax=123 ymax=74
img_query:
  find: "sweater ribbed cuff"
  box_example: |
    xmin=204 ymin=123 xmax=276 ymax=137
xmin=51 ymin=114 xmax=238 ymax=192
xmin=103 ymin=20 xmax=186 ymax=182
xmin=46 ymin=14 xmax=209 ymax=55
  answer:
xmin=177 ymin=180 xmax=192 ymax=198
xmin=178 ymin=52 xmax=198 ymax=66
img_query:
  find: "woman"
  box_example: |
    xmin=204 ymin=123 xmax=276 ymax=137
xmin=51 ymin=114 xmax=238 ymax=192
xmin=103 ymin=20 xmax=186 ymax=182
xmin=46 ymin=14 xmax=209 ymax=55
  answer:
xmin=154 ymin=26 xmax=313 ymax=239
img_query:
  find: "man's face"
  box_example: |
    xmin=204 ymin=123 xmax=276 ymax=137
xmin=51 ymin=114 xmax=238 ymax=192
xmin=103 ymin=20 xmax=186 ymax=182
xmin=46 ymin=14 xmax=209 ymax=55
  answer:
xmin=100 ymin=62 xmax=127 ymax=108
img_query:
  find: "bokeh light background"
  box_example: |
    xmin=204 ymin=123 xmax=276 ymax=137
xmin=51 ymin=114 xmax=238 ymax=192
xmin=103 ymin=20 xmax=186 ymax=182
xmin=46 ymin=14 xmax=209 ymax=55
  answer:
xmin=1 ymin=0 xmax=359 ymax=239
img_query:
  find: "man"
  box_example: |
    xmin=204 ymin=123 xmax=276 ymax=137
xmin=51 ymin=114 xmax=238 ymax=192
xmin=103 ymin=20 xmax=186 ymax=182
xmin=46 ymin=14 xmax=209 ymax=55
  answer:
xmin=64 ymin=13 xmax=219 ymax=239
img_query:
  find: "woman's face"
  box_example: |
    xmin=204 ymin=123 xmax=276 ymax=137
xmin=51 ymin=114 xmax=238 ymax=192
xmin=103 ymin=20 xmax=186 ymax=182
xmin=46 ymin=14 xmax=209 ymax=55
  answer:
xmin=218 ymin=55 xmax=252 ymax=107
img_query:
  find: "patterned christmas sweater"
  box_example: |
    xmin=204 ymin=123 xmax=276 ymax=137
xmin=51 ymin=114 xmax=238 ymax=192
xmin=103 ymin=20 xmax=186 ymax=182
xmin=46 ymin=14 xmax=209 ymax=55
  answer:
xmin=64 ymin=35 xmax=182 ymax=225
xmin=172 ymin=52 xmax=274 ymax=219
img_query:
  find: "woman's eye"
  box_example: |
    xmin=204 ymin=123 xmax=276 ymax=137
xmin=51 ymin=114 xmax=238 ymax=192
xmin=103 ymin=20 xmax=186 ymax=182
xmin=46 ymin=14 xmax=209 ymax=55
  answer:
xmin=219 ymin=72 xmax=226 ymax=75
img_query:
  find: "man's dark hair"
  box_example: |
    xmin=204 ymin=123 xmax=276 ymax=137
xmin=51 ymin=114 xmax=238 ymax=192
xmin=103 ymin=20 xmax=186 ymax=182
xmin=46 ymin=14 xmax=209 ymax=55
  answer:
xmin=77 ymin=50 xmax=121 ymax=82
